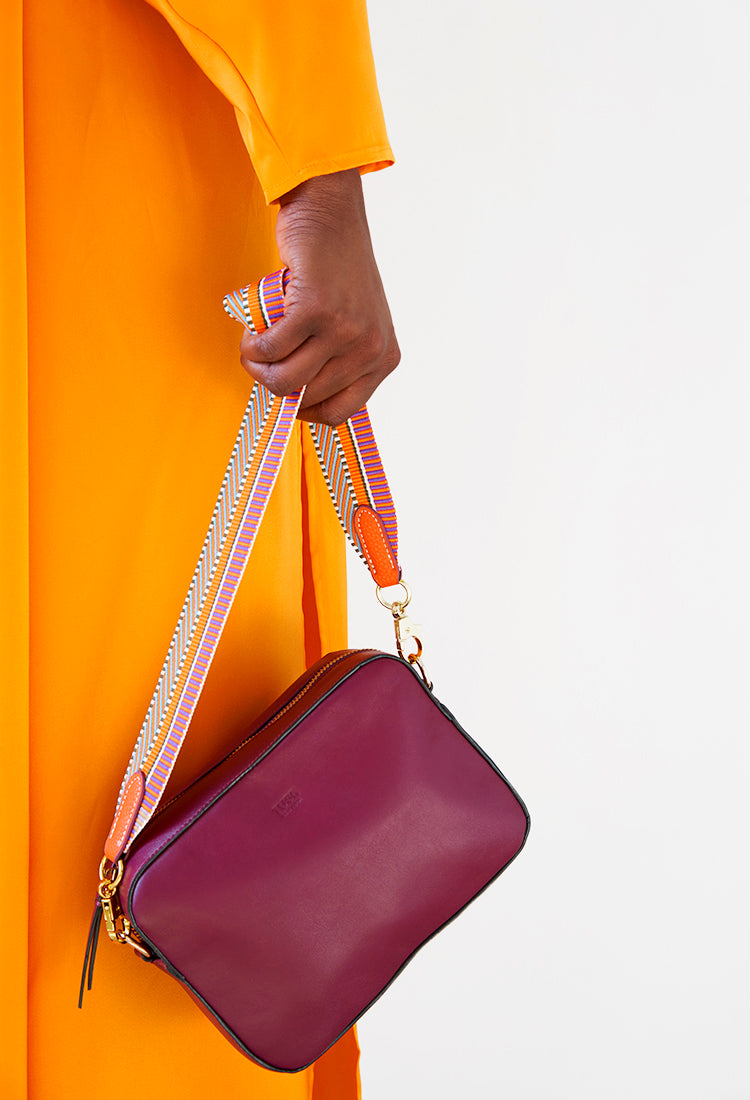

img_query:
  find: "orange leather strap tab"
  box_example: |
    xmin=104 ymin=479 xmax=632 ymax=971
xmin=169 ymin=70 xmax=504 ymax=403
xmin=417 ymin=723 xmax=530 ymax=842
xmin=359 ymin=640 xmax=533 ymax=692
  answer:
xmin=104 ymin=771 xmax=145 ymax=863
xmin=354 ymin=506 xmax=400 ymax=587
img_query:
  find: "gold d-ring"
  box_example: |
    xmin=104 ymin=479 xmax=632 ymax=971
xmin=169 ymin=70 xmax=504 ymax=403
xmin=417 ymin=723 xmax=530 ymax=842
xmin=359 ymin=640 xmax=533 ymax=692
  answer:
xmin=99 ymin=856 xmax=124 ymax=888
xmin=375 ymin=580 xmax=412 ymax=614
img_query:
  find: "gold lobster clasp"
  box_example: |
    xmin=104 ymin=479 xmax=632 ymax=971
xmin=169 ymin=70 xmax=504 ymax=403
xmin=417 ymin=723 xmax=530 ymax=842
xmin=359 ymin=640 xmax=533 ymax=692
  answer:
xmin=97 ymin=857 xmax=151 ymax=958
xmin=375 ymin=581 xmax=433 ymax=689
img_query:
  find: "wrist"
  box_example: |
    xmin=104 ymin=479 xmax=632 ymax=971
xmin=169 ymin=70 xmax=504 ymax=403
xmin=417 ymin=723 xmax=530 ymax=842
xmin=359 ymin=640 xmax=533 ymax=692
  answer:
xmin=277 ymin=169 xmax=365 ymax=226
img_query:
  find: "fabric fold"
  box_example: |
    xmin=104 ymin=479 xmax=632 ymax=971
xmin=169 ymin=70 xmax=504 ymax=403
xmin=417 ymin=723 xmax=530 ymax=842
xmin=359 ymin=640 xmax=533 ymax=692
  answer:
xmin=12 ymin=0 xmax=388 ymax=1092
xmin=145 ymin=0 xmax=394 ymax=202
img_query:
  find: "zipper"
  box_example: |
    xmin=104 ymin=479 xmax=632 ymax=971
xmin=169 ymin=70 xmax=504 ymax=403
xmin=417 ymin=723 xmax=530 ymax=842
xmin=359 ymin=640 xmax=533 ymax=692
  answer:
xmin=142 ymin=649 xmax=373 ymax=827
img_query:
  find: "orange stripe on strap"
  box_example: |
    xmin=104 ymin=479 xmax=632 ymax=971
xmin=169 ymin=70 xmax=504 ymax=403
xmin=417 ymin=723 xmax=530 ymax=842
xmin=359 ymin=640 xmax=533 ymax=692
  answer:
xmin=337 ymin=424 xmax=372 ymax=510
xmin=245 ymin=281 xmax=267 ymax=333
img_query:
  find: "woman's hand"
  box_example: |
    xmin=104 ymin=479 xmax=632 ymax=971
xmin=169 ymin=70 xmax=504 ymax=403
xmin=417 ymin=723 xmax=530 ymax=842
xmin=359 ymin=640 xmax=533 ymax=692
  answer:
xmin=239 ymin=168 xmax=400 ymax=426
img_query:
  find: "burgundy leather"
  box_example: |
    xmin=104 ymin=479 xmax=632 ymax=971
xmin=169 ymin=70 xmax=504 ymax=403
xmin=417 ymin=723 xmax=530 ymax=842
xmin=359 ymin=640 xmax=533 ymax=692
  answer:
xmin=121 ymin=652 xmax=529 ymax=1072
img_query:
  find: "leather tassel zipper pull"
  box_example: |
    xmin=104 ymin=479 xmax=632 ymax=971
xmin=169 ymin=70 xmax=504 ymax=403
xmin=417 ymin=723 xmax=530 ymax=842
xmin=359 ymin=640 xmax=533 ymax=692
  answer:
xmin=78 ymin=899 xmax=103 ymax=1008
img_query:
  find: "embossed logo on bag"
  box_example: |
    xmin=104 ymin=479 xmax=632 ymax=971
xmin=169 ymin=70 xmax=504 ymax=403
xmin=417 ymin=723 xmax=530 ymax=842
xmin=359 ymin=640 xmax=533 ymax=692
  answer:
xmin=273 ymin=789 xmax=302 ymax=817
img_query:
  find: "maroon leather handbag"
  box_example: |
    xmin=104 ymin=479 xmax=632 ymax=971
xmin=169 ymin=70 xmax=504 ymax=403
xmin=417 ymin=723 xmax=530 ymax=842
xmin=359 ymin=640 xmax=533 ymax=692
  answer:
xmin=83 ymin=272 xmax=530 ymax=1072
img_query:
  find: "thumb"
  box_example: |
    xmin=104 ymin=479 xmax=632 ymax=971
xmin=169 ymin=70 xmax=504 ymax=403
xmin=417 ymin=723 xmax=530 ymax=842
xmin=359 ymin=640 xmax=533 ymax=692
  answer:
xmin=240 ymin=309 xmax=311 ymax=365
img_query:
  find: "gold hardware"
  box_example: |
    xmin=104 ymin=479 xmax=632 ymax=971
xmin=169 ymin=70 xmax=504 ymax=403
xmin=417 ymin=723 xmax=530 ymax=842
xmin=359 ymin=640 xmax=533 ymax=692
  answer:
xmin=394 ymin=614 xmax=423 ymax=660
xmin=97 ymin=857 xmax=151 ymax=958
xmin=376 ymin=578 xmax=433 ymax=690
xmin=99 ymin=890 xmax=119 ymax=939
xmin=121 ymin=927 xmax=152 ymax=959
xmin=375 ymin=580 xmax=412 ymax=613
xmin=407 ymin=652 xmax=433 ymax=689
xmin=99 ymin=857 xmax=123 ymax=889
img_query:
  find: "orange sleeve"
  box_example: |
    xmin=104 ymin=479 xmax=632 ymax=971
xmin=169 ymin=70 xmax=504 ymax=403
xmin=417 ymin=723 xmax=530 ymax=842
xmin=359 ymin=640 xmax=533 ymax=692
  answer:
xmin=146 ymin=0 xmax=394 ymax=203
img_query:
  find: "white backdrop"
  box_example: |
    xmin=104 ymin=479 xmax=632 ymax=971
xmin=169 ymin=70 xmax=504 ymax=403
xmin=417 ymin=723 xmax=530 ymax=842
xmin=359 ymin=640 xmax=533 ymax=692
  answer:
xmin=349 ymin=3 xmax=750 ymax=1097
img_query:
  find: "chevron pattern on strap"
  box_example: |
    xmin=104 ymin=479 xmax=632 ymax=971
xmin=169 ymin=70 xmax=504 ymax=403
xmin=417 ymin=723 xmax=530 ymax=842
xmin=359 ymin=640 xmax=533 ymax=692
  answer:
xmin=108 ymin=269 xmax=400 ymax=854
xmin=113 ymin=272 xmax=300 ymax=849
xmin=225 ymin=268 xmax=398 ymax=566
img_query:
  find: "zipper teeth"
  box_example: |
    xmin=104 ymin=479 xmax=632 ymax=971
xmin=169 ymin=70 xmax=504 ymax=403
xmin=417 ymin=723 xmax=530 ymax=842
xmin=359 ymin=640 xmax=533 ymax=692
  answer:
xmin=146 ymin=650 xmax=371 ymax=823
xmin=221 ymin=650 xmax=371 ymax=761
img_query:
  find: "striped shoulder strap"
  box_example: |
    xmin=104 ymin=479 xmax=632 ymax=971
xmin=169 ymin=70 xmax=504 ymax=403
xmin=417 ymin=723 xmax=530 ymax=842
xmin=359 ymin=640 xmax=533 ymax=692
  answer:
xmin=223 ymin=270 xmax=398 ymax=566
xmin=103 ymin=269 xmax=403 ymax=862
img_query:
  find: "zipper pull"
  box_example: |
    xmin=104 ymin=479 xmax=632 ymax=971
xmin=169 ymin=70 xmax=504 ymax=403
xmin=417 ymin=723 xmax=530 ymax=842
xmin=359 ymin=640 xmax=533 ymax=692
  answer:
xmin=78 ymin=899 xmax=104 ymax=1007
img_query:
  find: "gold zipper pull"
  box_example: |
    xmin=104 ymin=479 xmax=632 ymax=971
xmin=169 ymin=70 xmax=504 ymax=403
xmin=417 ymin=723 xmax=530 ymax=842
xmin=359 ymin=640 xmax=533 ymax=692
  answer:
xmin=99 ymin=888 xmax=118 ymax=940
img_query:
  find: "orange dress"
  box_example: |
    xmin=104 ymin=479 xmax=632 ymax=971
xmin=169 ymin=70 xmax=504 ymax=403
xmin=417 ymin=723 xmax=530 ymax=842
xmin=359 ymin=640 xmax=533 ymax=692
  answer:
xmin=0 ymin=1 xmax=393 ymax=1095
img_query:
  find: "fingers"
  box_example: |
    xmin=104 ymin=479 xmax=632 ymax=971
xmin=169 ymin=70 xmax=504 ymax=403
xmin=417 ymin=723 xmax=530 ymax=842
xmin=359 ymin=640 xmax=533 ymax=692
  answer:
xmin=241 ymin=335 xmax=399 ymax=425
xmin=298 ymin=338 xmax=400 ymax=427
xmin=297 ymin=374 xmax=382 ymax=428
xmin=241 ymin=331 xmax=326 ymax=396
xmin=239 ymin=287 xmax=343 ymax=391
xmin=236 ymin=170 xmax=401 ymax=424
xmin=240 ymin=302 xmax=312 ymax=365
xmin=240 ymin=294 xmax=400 ymax=425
